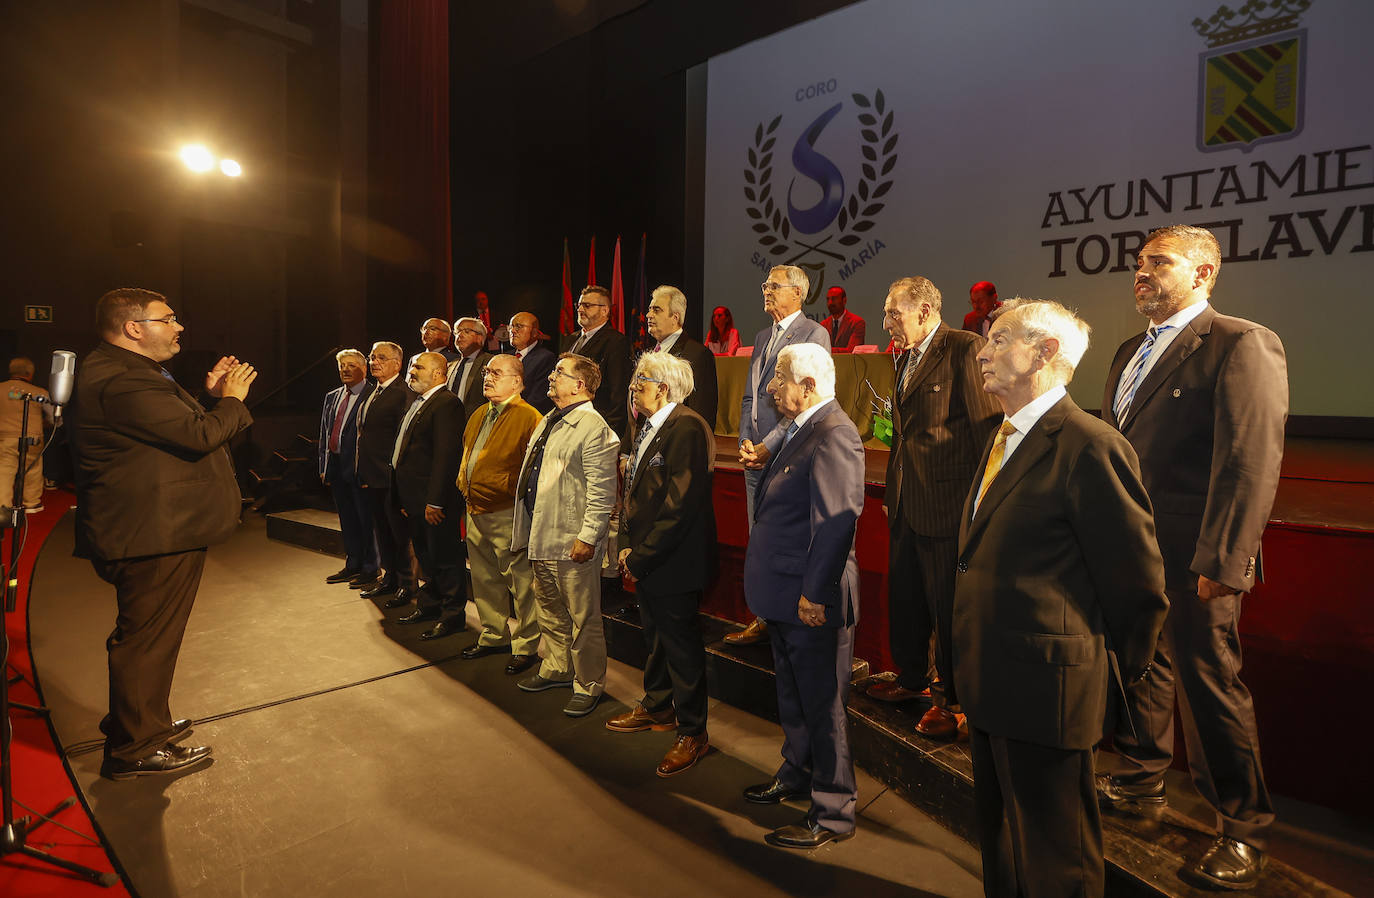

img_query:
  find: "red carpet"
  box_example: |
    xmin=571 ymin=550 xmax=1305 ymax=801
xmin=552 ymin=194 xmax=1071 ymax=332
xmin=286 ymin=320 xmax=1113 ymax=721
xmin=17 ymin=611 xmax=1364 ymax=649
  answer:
xmin=0 ymin=492 xmax=128 ymax=895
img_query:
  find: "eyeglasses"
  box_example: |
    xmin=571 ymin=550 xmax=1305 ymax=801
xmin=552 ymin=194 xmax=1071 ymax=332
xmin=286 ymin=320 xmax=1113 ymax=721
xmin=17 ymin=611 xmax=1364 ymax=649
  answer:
xmin=760 ymin=282 xmax=796 ymax=294
xmin=630 ymin=375 xmax=662 ymax=391
xmin=368 ymin=354 xmax=398 ymax=362
xmin=481 ymin=367 xmax=516 ymax=379
xmin=575 ymin=301 xmax=608 ymax=310
xmin=134 ymin=314 xmax=179 ymax=325
xmin=456 ymin=328 xmax=483 ymax=337
xmin=552 ymin=368 xmax=580 ymax=382
xmin=421 ymin=324 xmax=447 ymax=333
xmin=508 ymin=323 xmax=532 ymax=331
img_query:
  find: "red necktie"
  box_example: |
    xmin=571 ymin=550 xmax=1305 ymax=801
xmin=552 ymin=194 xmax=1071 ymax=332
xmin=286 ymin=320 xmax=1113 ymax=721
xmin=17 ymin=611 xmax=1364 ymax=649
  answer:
xmin=328 ymin=391 xmax=350 ymax=452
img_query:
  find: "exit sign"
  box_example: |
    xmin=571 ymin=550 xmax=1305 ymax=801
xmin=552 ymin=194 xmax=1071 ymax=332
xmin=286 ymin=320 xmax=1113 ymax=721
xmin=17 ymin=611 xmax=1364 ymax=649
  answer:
xmin=25 ymin=305 xmax=53 ymax=323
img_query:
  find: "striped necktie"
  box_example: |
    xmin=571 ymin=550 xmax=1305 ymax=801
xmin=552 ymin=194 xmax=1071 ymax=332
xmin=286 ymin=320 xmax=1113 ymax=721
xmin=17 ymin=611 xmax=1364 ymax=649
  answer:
xmin=901 ymin=348 xmax=921 ymax=393
xmin=627 ymin=419 xmax=654 ymax=486
xmin=975 ymin=421 xmax=1019 ymax=507
xmin=1113 ymin=325 xmax=1171 ymax=424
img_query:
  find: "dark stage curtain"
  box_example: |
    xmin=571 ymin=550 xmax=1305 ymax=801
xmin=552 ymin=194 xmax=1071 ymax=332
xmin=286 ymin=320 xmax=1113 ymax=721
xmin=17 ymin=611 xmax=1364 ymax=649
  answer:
xmin=372 ymin=0 xmax=452 ymax=319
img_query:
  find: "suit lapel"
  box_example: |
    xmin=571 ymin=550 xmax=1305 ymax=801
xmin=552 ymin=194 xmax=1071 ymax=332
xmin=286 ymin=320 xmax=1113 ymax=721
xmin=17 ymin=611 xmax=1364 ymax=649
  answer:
xmin=757 ymin=402 xmax=830 ymax=505
xmin=961 ymin=399 xmax=1068 ymax=549
xmin=629 ymin=405 xmax=677 ymax=496
xmin=1120 ymin=306 xmax=1212 ymax=431
xmin=899 ymin=324 xmax=946 ymax=403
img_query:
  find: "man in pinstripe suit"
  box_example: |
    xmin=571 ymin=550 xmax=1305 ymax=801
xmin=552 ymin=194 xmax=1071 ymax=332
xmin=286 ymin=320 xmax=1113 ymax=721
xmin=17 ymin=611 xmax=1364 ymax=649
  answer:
xmin=871 ymin=276 xmax=1001 ymax=739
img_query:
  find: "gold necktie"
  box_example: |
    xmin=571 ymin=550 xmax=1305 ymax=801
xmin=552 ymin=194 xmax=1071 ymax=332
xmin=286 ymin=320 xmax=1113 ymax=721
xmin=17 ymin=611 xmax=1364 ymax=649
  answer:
xmin=975 ymin=421 xmax=1019 ymax=506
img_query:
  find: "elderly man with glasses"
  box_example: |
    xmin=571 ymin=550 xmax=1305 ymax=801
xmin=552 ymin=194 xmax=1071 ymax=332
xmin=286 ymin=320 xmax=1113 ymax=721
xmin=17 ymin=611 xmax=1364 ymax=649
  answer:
xmin=727 ymin=264 xmax=830 ymax=648
xmin=447 ymin=316 xmax=495 ymax=426
xmin=457 ymin=354 xmax=545 ymax=675
xmin=507 ymin=312 xmax=555 ymax=414
xmin=561 ymin=285 xmax=631 ymax=439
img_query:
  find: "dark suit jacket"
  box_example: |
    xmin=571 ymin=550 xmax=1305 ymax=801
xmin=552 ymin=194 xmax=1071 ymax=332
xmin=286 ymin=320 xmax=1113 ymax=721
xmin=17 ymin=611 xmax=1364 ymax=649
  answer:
xmin=744 ymin=401 xmax=865 ymax=627
xmin=447 ymin=350 xmax=493 ymax=426
xmin=619 ymin=404 xmax=714 ymax=592
xmin=514 ymin=345 xmax=556 ymax=414
xmin=740 ymin=315 xmax=831 ymax=446
xmin=562 ymin=326 xmax=631 ymax=437
xmin=318 ymin=381 xmax=374 ymax=482
xmin=666 ymin=333 xmax=719 ymax=430
xmin=962 ymin=306 xmax=1000 ymax=336
xmin=952 ymin=395 xmax=1169 ymax=750
xmin=822 ymin=310 xmax=866 ymax=350
xmin=355 ymin=377 xmax=413 ymax=489
xmin=69 ymin=342 xmax=253 ymax=561
xmin=391 ymin=387 xmax=464 ymax=517
xmin=885 ymin=324 xmax=1001 ymax=537
xmin=1102 ymin=304 xmax=1287 ymax=593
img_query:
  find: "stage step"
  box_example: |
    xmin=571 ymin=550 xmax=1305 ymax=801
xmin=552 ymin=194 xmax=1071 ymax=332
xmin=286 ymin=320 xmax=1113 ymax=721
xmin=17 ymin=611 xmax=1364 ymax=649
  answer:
xmin=265 ymin=508 xmax=1352 ymax=898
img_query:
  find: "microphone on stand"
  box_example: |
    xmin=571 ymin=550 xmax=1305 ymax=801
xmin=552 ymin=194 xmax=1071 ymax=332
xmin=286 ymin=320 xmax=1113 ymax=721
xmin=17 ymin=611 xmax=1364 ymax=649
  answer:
xmin=49 ymin=350 xmax=76 ymax=421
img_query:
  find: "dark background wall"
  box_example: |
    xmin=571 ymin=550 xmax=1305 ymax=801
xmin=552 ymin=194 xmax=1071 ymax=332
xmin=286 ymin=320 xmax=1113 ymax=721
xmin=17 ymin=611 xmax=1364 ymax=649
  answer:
xmin=445 ymin=0 xmax=864 ymax=340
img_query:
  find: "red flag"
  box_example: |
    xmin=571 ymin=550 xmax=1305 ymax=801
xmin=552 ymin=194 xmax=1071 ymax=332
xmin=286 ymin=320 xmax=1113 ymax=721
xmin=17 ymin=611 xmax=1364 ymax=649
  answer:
xmin=632 ymin=232 xmax=648 ymax=349
xmin=610 ymin=236 xmax=625 ymax=332
xmin=586 ymin=236 xmax=597 ymax=286
xmin=560 ymin=238 xmax=576 ymax=335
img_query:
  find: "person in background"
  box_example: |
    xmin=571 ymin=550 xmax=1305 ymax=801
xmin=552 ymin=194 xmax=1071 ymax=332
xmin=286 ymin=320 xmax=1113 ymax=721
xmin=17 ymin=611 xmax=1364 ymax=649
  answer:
xmin=706 ymin=305 xmax=742 ymax=356
xmin=962 ymin=282 xmax=1002 ymax=338
xmin=0 ymin=356 xmax=51 ymax=514
xmin=821 ymin=286 xmax=866 ymax=351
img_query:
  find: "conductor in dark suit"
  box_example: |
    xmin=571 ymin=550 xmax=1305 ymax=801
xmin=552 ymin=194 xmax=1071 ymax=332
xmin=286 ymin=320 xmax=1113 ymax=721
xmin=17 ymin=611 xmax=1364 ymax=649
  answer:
xmin=69 ymin=287 xmax=256 ymax=779
xmin=610 ymin=352 xmax=714 ymax=777
xmin=870 ymin=277 xmax=1001 ymax=740
xmin=508 ymin=311 xmax=556 ymax=414
xmin=954 ymin=299 xmax=1168 ymax=898
xmin=561 ymin=285 xmax=631 ymax=438
xmin=391 ymin=351 xmax=468 ymax=640
xmin=318 ymin=349 xmax=379 ymax=587
xmin=644 ymin=285 xmax=718 ymax=428
xmin=741 ymin=343 xmax=865 ymax=849
xmin=1098 ymin=225 xmax=1288 ymax=890
xmin=356 ymin=341 xmax=418 ymax=603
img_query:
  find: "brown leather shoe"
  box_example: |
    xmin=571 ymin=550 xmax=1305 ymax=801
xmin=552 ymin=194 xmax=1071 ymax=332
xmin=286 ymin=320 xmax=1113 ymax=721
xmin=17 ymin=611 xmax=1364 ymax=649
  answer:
xmin=656 ymin=733 xmax=709 ymax=777
xmin=916 ymin=706 xmax=966 ymax=740
xmin=722 ymin=617 xmax=768 ymax=646
xmin=866 ymin=681 xmax=931 ymax=703
xmin=605 ymin=703 xmax=678 ymax=733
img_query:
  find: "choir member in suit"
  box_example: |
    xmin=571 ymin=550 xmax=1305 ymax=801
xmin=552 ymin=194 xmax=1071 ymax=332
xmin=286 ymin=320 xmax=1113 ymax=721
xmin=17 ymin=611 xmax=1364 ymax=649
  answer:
xmin=741 ymin=344 xmax=865 ymax=849
xmin=953 ymin=299 xmax=1168 ymax=898
xmin=644 ymin=285 xmax=719 ymax=428
xmin=318 ymin=349 xmax=379 ymax=587
xmin=610 ymin=351 xmax=714 ymax=776
xmin=356 ymin=341 xmax=419 ymax=603
xmin=1098 ymin=224 xmax=1288 ymax=890
xmin=508 ymin=311 xmax=555 ymax=414
xmin=560 ymin=285 xmax=631 ymax=438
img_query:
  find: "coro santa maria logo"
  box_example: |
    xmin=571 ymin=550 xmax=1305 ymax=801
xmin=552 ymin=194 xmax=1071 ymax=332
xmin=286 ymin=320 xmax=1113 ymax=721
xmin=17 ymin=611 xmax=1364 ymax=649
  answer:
xmin=742 ymin=87 xmax=899 ymax=304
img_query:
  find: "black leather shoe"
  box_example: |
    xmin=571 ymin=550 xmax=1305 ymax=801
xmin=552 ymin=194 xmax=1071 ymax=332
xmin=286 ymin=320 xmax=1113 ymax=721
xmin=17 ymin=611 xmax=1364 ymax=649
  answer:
xmin=383 ymin=593 xmax=413 ymax=609
xmin=101 ymin=744 xmax=212 ymax=780
xmin=349 ymin=572 xmax=381 ymax=589
xmin=325 ymin=567 xmax=359 ymax=584
xmin=461 ymin=643 xmax=511 ymax=659
xmin=743 ymin=779 xmax=808 ymax=805
xmin=505 ymin=654 xmax=539 ymax=675
xmin=394 ymin=587 xmax=418 ymax=601
xmin=1184 ymin=836 xmax=1266 ymax=890
xmin=764 ymin=819 xmax=855 ymax=849
xmin=397 ymin=609 xmax=439 ymax=625
xmin=168 ymin=719 xmax=193 ymax=742
xmin=361 ymin=581 xmax=397 ymax=599
xmin=419 ymin=619 xmax=465 ymax=640
xmin=1096 ymin=773 xmax=1167 ymax=819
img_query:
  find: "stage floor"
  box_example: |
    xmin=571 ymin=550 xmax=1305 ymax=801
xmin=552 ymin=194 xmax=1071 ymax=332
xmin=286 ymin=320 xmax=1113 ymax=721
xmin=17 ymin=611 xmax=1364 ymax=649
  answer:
xmin=28 ymin=513 xmax=982 ymax=898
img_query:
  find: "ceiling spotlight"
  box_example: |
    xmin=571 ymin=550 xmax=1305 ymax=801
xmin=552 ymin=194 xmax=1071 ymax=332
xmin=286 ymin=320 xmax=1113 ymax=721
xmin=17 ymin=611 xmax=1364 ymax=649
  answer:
xmin=180 ymin=144 xmax=215 ymax=173
xmin=220 ymin=158 xmax=242 ymax=177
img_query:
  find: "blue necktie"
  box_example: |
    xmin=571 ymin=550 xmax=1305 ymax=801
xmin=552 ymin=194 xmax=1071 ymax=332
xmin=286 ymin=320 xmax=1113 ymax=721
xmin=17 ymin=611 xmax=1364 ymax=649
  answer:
xmin=1114 ymin=325 xmax=1171 ymax=425
xmin=782 ymin=420 xmax=800 ymax=448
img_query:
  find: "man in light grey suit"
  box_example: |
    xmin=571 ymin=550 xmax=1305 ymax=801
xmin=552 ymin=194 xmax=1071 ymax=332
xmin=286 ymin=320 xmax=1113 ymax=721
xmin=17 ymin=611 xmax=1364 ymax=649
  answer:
xmin=511 ymin=352 xmax=620 ymax=717
xmin=729 ymin=264 xmax=831 ymax=646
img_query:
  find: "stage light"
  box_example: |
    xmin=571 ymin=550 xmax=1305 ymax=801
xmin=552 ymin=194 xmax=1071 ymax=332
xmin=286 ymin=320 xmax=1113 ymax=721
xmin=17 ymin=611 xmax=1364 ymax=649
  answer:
xmin=180 ymin=144 xmax=215 ymax=173
xmin=220 ymin=158 xmax=242 ymax=177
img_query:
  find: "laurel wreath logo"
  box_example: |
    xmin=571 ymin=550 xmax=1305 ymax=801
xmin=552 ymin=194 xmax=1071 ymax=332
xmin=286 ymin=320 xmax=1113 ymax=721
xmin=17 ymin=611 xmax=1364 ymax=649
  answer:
xmin=743 ymin=89 xmax=898 ymax=259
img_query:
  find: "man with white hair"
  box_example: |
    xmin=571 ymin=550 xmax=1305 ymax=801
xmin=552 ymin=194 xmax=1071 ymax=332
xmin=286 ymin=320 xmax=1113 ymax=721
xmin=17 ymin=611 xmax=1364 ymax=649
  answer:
xmin=447 ymin=316 xmax=493 ymax=425
xmin=319 ymin=348 xmax=379 ymax=587
xmin=953 ymin=299 xmax=1169 ymax=898
xmin=644 ymin=285 xmax=718 ymax=426
xmin=611 ymin=351 xmax=715 ymax=776
xmin=740 ymin=343 xmax=865 ymax=849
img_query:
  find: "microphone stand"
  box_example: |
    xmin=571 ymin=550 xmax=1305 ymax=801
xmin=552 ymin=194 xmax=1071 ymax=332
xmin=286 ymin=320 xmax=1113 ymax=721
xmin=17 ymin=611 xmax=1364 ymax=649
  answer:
xmin=1 ymin=395 xmax=118 ymax=886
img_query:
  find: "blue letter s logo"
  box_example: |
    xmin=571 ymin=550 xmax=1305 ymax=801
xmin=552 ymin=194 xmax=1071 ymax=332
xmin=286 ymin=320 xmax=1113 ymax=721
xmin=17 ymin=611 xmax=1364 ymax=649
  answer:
xmin=787 ymin=103 xmax=845 ymax=235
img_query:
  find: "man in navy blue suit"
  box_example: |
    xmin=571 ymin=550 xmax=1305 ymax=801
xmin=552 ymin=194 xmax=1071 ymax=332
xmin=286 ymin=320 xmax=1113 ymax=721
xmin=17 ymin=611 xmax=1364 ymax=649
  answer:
xmin=319 ymin=349 xmax=379 ymax=587
xmin=728 ymin=264 xmax=832 ymax=647
xmin=741 ymin=343 xmax=865 ymax=849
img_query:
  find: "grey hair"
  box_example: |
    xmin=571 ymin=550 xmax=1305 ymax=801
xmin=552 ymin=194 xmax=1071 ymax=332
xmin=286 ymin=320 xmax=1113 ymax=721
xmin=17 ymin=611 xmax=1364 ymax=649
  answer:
xmin=635 ymin=350 xmax=695 ymax=403
xmin=777 ymin=343 xmax=836 ymax=398
xmin=770 ymin=264 xmax=810 ymax=297
xmin=336 ymin=349 xmax=366 ymax=365
xmin=651 ymin=285 xmax=688 ymax=327
xmin=996 ymin=298 xmax=1091 ymax=385
xmin=455 ymin=316 xmax=488 ymax=337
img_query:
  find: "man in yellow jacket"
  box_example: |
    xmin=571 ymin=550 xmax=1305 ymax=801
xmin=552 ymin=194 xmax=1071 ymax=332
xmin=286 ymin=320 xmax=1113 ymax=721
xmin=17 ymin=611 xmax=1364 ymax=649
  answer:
xmin=457 ymin=353 xmax=544 ymax=674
